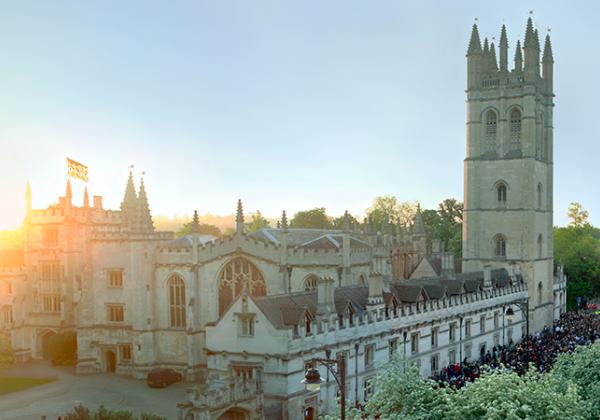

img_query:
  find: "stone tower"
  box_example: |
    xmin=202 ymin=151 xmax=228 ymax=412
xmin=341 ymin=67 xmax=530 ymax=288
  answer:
xmin=462 ymin=18 xmax=555 ymax=332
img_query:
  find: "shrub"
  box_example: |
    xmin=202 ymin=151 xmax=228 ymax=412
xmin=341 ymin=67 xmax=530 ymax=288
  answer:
xmin=63 ymin=405 xmax=165 ymax=420
xmin=0 ymin=334 xmax=14 ymax=366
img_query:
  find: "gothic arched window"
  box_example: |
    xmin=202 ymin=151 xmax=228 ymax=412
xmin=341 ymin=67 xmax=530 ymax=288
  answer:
xmin=168 ymin=275 xmax=186 ymax=328
xmin=509 ymin=108 xmax=522 ymax=151
xmin=484 ymin=110 xmax=498 ymax=155
xmin=538 ymin=234 xmax=543 ymax=259
xmin=537 ymin=183 xmax=543 ymax=209
xmin=496 ymin=182 xmax=507 ymax=205
xmin=494 ymin=234 xmax=506 ymax=258
xmin=304 ymin=275 xmax=318 ymax=291
xmin=218 ymin=257 xmax=266 ymax=317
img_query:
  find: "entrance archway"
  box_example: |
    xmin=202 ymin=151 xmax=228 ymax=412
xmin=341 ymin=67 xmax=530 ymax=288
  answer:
xmin=38 ymin=330 xmax=57 ymax=360
xmin=217 ymin=408 xmax=248 ymax=420
xmin=105 ymin=350 xmax=116 ymax=373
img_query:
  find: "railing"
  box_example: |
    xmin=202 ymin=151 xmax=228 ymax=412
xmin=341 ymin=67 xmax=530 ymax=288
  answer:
xmin=185 ymin=376 xmax=260 ymax=411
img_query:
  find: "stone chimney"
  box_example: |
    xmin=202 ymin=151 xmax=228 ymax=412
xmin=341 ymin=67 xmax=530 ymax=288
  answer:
xmin=367 ymin=273 xmax=384 ymax=306
xmin=483 ymin=265 xmax=493 ymax=291
xmin=317 ymin=277 xmax=335 ymax=315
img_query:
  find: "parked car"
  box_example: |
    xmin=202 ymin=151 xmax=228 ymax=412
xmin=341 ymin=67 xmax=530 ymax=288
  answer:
xmin=147 ymin=368 xmax=183 ymax=388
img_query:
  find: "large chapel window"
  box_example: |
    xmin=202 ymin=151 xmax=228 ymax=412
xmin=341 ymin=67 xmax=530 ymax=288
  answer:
xmin=168 ymin=275 xmax=186 ymax=328
xmin=39 ymin=261 xmax=61 ymax=313
xmin=218 ymin=257 xmax=267 ymax=317
xmin=494 ymin=235 xmax=506 ymax=258
xmin=509 ymin=108 xmax=522 ymax=151
xmin=484 ymin=110 xmax=497 ymax=155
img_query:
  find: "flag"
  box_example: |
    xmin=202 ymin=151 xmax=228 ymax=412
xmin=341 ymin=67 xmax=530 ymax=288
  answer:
xmin=67 ymin=158 xmax=89 ymax=182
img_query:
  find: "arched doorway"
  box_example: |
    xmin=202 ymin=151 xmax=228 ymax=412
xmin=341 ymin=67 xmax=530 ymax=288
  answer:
xmin=105 ymin=350 xmax=116 ymax=373
xmin=38 ymin=330 xmax=57 ymax=360
xmin=217 ymin=408 xmax=248 ymax=420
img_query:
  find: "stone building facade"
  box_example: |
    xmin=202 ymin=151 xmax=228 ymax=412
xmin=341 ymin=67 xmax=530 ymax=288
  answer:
xmin=0 ymin=17 xmax=567 ymax=420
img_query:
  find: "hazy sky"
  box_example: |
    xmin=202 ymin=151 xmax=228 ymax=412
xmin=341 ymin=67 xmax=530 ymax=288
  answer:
xmin=0 ymin=1 xmax=598 ymax=229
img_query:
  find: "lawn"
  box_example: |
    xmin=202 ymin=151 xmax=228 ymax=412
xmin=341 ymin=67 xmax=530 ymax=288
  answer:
xmin=0 ymin=376 xmax=56 ymax=396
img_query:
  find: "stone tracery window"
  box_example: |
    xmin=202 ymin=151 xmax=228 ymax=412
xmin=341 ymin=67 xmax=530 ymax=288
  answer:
xmin=168 ymin=275 xmax=186 ymax=328
xmin=218 ymin=257 xmax=266 ymax=317
xmin=484 ymin=110 xmax=497 ymax=155
xmin=494 ymin=234 xmax=506 ymax=258
xmin=509 ymin=108 xmax=522 ymax=151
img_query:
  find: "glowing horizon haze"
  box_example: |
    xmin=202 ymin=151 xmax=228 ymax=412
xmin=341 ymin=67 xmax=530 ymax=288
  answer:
xmin=1 ymin=1 xmax=598 ymax=230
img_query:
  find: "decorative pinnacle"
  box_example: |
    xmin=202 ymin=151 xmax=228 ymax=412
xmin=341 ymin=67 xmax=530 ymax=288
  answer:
xmin=66 ymin=178 xmax=72 ymax=197
xmin=343 ymin=210 xmax=350 ymax=231
xmin=524 ymin=16 xmax=536 ymax=48
xmin=543 ymin=33 xmax=554 ymax=63
xmin=192 ymin=210 xmax=200 ymax=234
xmin=236 ymin=199 xmax=244 ymax=223
xmin=281 ymin=210 xmax=288 ymax=230
xmin=467 ymin=23 xmax=482 ymax=54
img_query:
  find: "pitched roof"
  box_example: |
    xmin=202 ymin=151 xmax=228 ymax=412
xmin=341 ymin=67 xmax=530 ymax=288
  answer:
xmin=253 ymin=285 xmax=369 ymax=330
xmin=161 ymin=234 xmax=217 ymax=248
xmin=249 ymin=228 xmax=370 ymax=250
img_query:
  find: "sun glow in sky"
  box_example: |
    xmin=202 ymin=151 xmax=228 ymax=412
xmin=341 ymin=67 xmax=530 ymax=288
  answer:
xmin=1 ymin=1 xmax=599 ymax=229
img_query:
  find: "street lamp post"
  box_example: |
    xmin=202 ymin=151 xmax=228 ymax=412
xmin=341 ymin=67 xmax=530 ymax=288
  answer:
xmin=302 ymin=352 xmax=346 ymax=420
xmin=506 ymin=299 xmax=530 ymax=364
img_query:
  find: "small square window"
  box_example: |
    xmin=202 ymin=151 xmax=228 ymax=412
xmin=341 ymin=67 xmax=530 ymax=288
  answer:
xmin=411 ymin=333 xmax=419 ymax=354
xmin=449 ymin=323 xmax=456 ymax=343
xmin=431 ymin=328 xmax=438 ymax=348
xmin=364 ymin=344 xmax=375 ymax=368
xmin=480 ymin=315 xmax=486 ymax=333
xmin=107 ymin=304 xmax=124 ymax=322
xmin=107 ymin=270 xmax=124 ymax=288
xmin=120 ymin=345 xmax=132 ymax=361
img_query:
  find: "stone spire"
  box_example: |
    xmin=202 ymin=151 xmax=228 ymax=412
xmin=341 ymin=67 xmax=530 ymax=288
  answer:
xmin=236 ymin=199 xmax=244 ymax=234
xmin=482 ymin=38 xmax=490 ymax=73
xmin=83 ymin=186 xmax=89 ymax=208
xmin=542 ymin=33 xmax=554 ymax=63
xmin=120 ymin=170 xmax=138 ymax=231
xmin=467 ymin=23 xmax=482 ymax=54
xmin=191 ymin=210 xmax=200 ymax=234
xmin=499 ymin=24 xmax=509 ymax=72
xmin=514 ymin=39 xmax=523 ymax=72
xmin=25 ymin=181 xmax=31 ymax=216
xmin=489 ymin=41 xmax=498 ymax=71
xmin=281 ymin=210 xmax=288 ymax=230
xmin=343 ymin=210 xmax=351 ymax=232
xmin=136 ymin=176 xmax=154 ymax=233
xmin=542 ymin=33 xmax=554 ymax=93
xmin=523 ymin=17 xmax=540 ymax=80
xmin=65 ymin=178 xmax=72 ymax=207
xmin=413 ymin=203 xmax=425 ymax=236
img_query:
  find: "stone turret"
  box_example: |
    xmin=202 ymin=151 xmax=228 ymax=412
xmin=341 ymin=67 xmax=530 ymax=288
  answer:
xmin=514 ymin=39 xmax=523 ymax=73
xmin=542 ymin=33 xmax=554 ymax=93
xmin=236 ymin=199 xmax=244 ymax=235
xmin=136 ymin=176 xmax=154 ymax=233
xmin=499 ymin=25 xmax=508 ymax=72
xmin=120 ymin=170 xmax=138 ymax=232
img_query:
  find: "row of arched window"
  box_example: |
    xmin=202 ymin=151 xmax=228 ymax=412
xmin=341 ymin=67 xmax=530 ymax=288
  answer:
xmin=483 ymin=109 xmax=522 ymax=155
xmin=492 ymin=234 xmax=544 ymax=259
xmin=494 ymin=181 xmax=544 ymax=209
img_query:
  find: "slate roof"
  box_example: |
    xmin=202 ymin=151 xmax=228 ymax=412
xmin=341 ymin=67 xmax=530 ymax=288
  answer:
xmin=253 ymin=285 xmax=369 ymax=330
xmin=161 ymin=234 xmax=217 ymax=248
xmin=250 ymin=228 xmax=370 ymax=250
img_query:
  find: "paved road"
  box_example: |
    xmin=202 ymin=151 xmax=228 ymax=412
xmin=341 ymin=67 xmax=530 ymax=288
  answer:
xmin=0 ymin=362 xmax=188 ymax=420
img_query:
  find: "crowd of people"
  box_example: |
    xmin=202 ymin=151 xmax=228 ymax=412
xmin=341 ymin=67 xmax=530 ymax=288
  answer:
xmin=432 ymin=310 xmax=600 ymax=388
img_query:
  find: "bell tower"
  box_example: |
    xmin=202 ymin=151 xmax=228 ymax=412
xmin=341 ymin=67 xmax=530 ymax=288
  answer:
xmin=462 ymin=17 xmax=555 ymax=331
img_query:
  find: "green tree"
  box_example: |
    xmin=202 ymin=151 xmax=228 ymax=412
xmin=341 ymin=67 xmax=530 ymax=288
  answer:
xmin=245 ymin=210 xmax=270 ymax=233
xmin=290 ymin=208 xmax=332 ymax=229
xmin=331 ymin=213 xmax=359 ymax=230
xmin=176 ymin=222 xmax=222 ymax=238
xmin=367 ymin=196 xmax=417 ymax=231
xmin=0 ymin=334 xmax=14 ymax=366
xmin=447 ymin=368 xmax=587 ymax=420
xmin=420 ymin=198 xmax=463 ymax=260
xmin=554 ymin=224 xmax=600 ymax=309
xmin=568 ymin=202 xmax=590 ymax=227
xmin=551 ymin=341 xmax=600 ymax=418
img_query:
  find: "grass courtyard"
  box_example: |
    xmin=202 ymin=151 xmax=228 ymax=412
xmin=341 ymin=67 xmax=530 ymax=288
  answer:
xmin=0 ymin=376 xmax=56 ymax=396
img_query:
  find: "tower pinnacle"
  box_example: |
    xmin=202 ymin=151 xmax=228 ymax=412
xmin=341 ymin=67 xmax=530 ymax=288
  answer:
xmin=499 ymin=25 xmax=509 ymax=71
xmin=236 ymin=199 xmax=244 ymax=234
xmin=467 ymin=24 xmax=482 ymax=54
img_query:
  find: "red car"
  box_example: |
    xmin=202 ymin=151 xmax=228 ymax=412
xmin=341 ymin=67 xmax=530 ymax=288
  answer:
xmin=147 ymin=368 xmax=183 ymax=388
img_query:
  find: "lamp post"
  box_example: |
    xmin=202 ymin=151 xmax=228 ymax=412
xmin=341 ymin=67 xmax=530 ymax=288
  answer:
xmin=302 ymin=352 xmax=346 ymax=420
xmin=506 ymin=299 xmax=530 ymax=364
